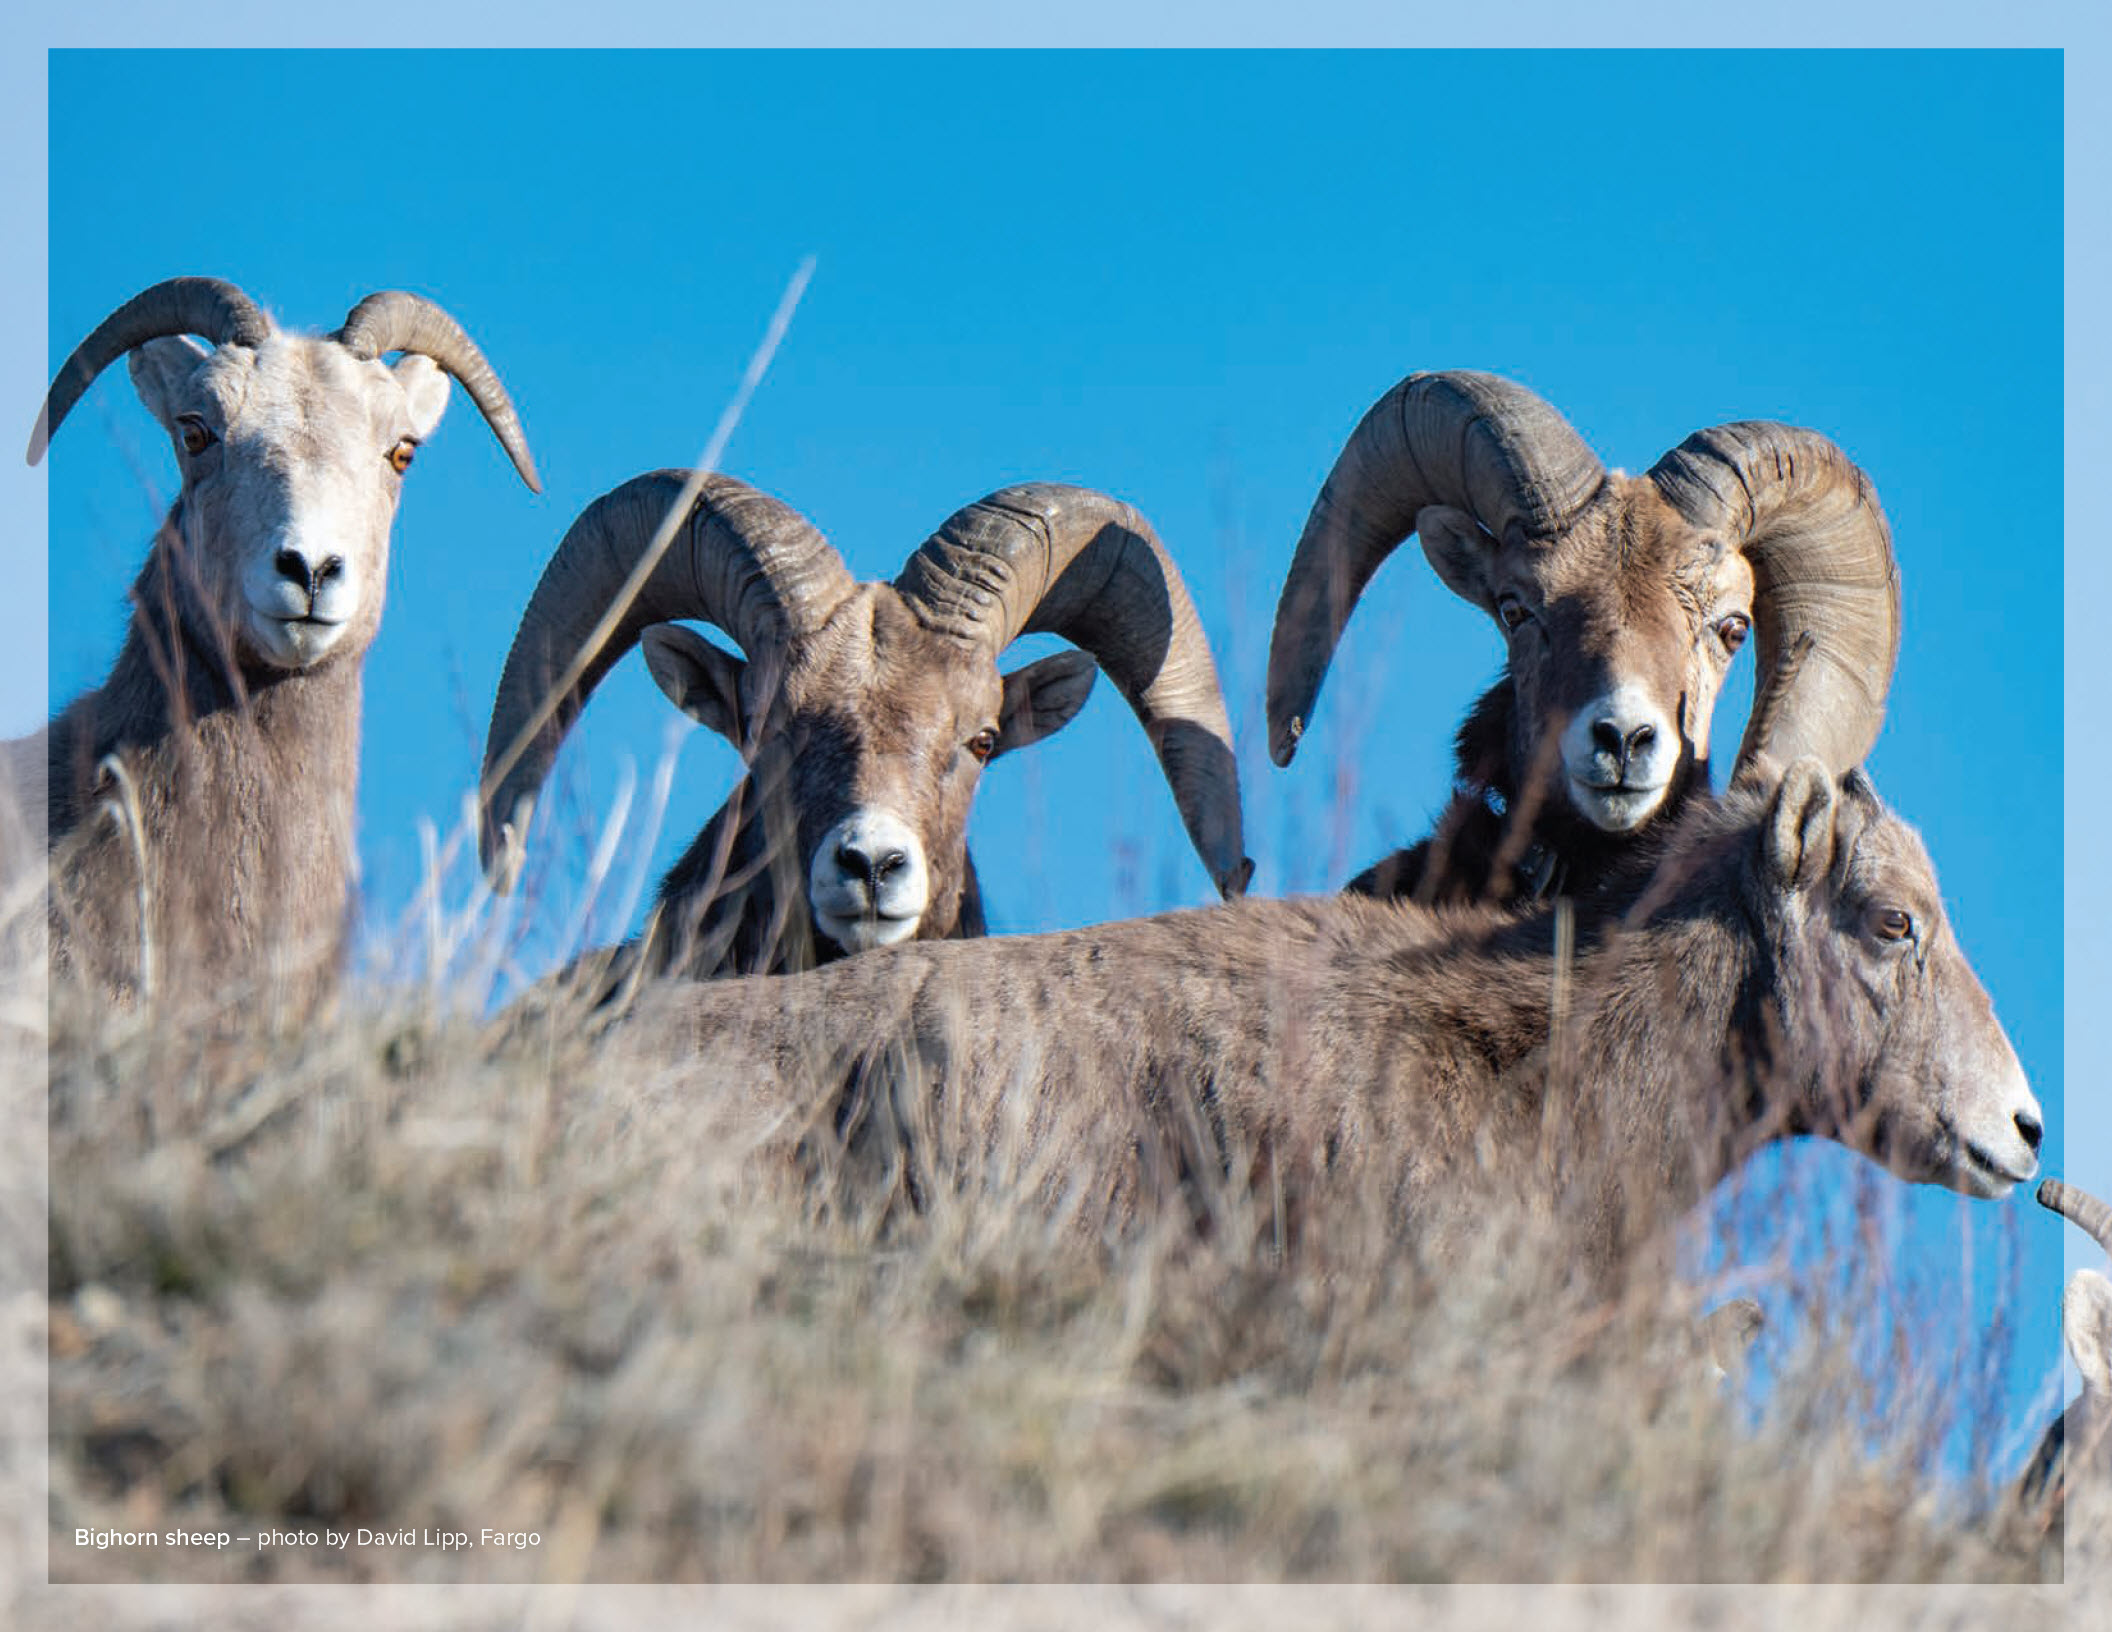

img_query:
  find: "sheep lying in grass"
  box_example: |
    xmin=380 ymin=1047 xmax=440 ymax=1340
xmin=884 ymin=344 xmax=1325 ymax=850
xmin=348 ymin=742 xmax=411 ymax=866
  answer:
xmin=16 ymin=277 xmax=539 ymax=1013
xmin=618 ymin=758 xmax=2040 ymax=1283
xmin=480 ymin=474 xmax=1248 ymax=986
xmin=1266 ymin=370 xmax=1899 ymax=907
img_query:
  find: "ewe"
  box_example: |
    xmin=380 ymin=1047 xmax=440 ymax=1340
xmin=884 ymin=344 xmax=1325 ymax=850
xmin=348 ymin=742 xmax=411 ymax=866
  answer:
xmin=1267 ymin=371 xmax=1899 ymax=907
xmin=18 ymin=276 xmax=539 ymax=1012
xmin=480 ymin=474 xmax=1248 ymax=985
xmin=622 ymin=757 xmax=2040 ymax=1284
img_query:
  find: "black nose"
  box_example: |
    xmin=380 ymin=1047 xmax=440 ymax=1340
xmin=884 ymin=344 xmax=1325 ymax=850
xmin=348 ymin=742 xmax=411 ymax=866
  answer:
xmin=274 ymin=548 xmax=345 ymax=599
xmin=1590 ymin=719 xmax=1657 ymax=775
xmin=2015 ymin=1108 xmax=2043 ymax=1155
xmin=835 ymin=841 xmax=908 ymax=886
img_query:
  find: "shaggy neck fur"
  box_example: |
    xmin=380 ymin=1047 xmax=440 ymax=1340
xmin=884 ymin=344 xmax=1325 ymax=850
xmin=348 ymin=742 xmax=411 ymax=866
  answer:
xmin=44 ymin=514 xmax=363 ymax=1014
xmin=1347 ymin=675 xmax=1707 ymax=907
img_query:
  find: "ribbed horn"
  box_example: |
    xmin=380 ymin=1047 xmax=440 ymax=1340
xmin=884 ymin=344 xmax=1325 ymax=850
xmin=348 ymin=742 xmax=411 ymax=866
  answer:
xmin=895 ymin=483 xmax=1251 ymax=898
xmin=1265 ymin=370 xmax=1606 ymax=766
xmin=334 ymin=290 xmax=541 ymax=492
xmin=29 ymin=276 xmax=271 ymax=463
xmin=2041 ymin=1179 xmax=2112 ymax=1256
xmin=1647 ymin=423 xmax=1899 ymax=780
xmin=479 ymin=471 xmax=854 ymax=889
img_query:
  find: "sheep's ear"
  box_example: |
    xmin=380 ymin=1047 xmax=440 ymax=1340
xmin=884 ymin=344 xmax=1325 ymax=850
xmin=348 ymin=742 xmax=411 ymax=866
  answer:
xmin=993 ymin=651 xmax=1097 ymax=759
xmin=642 ymin=623 xmax=748 ymax=748
xmin=1699 ymin=1297 xmax=1765 ymax=1377
xmin=1416 ymin=505 xmax=1497 ymax=613
xmin=2068 ymin=1273 xmax=2112 ymax=1397
xmin=1763 ymin=755 xmax=1837 ymax=891
xmin=390 ymin=353 xmax=452 ymax=440
xmin=127 ymin=336 xmax=212 ymax=432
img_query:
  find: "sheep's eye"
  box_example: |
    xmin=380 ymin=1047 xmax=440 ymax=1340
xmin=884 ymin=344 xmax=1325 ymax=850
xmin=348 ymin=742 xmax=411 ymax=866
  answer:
xmin=388 ymin=438 xmax=418 ymax=474
xmin=1870 ymin=906 xmax=1913 ymax=942
xmin=177 ymin=417 xmax=215 ymax=457
xmin=1497 ymin=597 xmax=1531 ymax=634
xmin=966 ymin=728 xmax=999 ymax=764
xmin=1716 ymin=612 xmax=1751 ymax=653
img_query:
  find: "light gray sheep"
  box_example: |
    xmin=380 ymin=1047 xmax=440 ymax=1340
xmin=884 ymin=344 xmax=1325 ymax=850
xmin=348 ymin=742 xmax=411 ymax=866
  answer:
xmin=19 ymin=276 xmax=539 ymax=1013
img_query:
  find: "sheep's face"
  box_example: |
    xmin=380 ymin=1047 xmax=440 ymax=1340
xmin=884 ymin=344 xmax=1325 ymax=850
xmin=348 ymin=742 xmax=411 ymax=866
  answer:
xmin=1420 ymin=477 xmax=1755 ymax=835
xmin=1750 ymin=760 xmax=2043 ymax=1199
xmin=128 ymin=333 xmax=451 ymax=673
xmin=643 ymin=588 xmax=1096 ymax=955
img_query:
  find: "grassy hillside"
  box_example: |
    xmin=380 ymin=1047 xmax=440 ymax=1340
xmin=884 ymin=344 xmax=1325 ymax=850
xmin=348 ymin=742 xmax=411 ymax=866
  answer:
xmin=22 ymin=950 xmax=2098 ymax=1610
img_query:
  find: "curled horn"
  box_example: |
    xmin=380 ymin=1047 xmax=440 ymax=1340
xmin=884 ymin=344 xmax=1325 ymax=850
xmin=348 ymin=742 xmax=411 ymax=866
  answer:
xmin=2040 ymin=1179 xmax=2112 ymax=1257
xmin=335 ymin=291 xmax=542 ymax=492
xmin=895 ymin=483 xmax=1252 ymax=898
xmin=479 ymin=471 xmax=856 ymax=888
xmin=1647 ymin=423 xmax=1899 ymax=779
xmin=1264 ymin=370 xmax=1606 ymax=766
xmin=28 ymin=276 xmax=272 ymax=463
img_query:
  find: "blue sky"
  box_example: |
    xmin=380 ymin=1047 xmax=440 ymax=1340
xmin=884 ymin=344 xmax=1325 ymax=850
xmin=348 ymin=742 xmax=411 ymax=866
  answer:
xmin=20 ymin=45 xmax=2095 ymax=1483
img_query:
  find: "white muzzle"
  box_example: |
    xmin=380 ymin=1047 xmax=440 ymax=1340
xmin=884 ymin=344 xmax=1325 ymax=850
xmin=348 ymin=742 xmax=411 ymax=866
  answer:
xmin=1560 ymin=684 xmax=1678 ymax=832
xmin=809 ymin=808 xmax=929 ymax=953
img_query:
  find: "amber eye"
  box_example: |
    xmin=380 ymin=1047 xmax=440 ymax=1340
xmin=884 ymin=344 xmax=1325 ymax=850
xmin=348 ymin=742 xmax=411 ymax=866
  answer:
xmin=388 ymin=438 xmax=418 ymax=474
xmin=1716 ymin=613 xmax=1751 ymax=653
xmin=1871 ymin=906 xmax=1913 ymax=942
xmin=178 ymin=417 xmax=215 ymax=457
xmin=966 ymin=728 xmax=999 ymax=764
xmin=1498 ymin=597 xmax=1531 ymax=633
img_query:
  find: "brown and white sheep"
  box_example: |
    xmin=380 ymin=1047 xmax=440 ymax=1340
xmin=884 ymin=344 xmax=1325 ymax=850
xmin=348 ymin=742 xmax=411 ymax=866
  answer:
xmin=1267 ymin=370 xmax=1900 ymax=907
xmin=479 ymin=473 xmax=1249 ymax=988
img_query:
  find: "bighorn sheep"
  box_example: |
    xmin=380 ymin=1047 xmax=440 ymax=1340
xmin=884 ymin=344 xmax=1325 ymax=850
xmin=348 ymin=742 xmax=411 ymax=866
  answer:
xmin=1266 ymin=371 xmax=1900 ymax=906
xmin=621 ymin=758 xmax=2041 ymax=1284
xmin=2015 ymin=1179 xmax=2112 ymax=1550
xmin=21 ymin=276 xmax=540 ymax=1010
xmin=480 ymin=473 xmax=1250 ymax=983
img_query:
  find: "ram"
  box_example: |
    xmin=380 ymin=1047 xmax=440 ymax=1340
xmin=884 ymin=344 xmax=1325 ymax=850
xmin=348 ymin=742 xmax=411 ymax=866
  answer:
xmin=17 ymin=276 xmax=539 ymax=1011
xmin=480 ymin=473 xmax=1249 ymax=985
xmin=1266 ymin=371 xmax=1900 ymax=906
xmin=2013 ymin=1179 xmax=2112 ymax=1560
xmin=620 ymin=756 xmax=2041 ymax=1285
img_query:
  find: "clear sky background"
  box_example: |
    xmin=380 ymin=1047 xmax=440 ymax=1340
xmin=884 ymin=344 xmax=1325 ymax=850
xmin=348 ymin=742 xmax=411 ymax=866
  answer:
xmin=14 ymin=41 xmax=2098 ymax=1493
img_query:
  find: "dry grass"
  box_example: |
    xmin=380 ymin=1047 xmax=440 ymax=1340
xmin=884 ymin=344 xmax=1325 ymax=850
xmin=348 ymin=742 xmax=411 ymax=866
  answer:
xmin=18 ymin=927 xmax=2096 ymax=1617
xmin=12 ymin=646 xmax=2101 ymax=1629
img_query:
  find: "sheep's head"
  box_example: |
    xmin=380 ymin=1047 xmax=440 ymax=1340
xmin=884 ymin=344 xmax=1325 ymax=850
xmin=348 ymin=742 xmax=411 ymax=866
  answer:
xmin=1267 ymin=372 xmax=1899 ymax=841
xmin=640 ymin=591 xmax=1096 ymax=952
xmin=480 ymin=475 xmax=1249 ymax=960
xmin=30 ymin=278 xmax=540 ymax=675
xmin=2018 ymin=1182 xmax=2112 ymax=1526
xmin=1417 ymin=479 xmax=1756 ymax=834
xmin=1706 ymin=759 xmax=2042 ymax=1198
xmin=2042 ymin=1183 xmax=2112 ymax=1410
